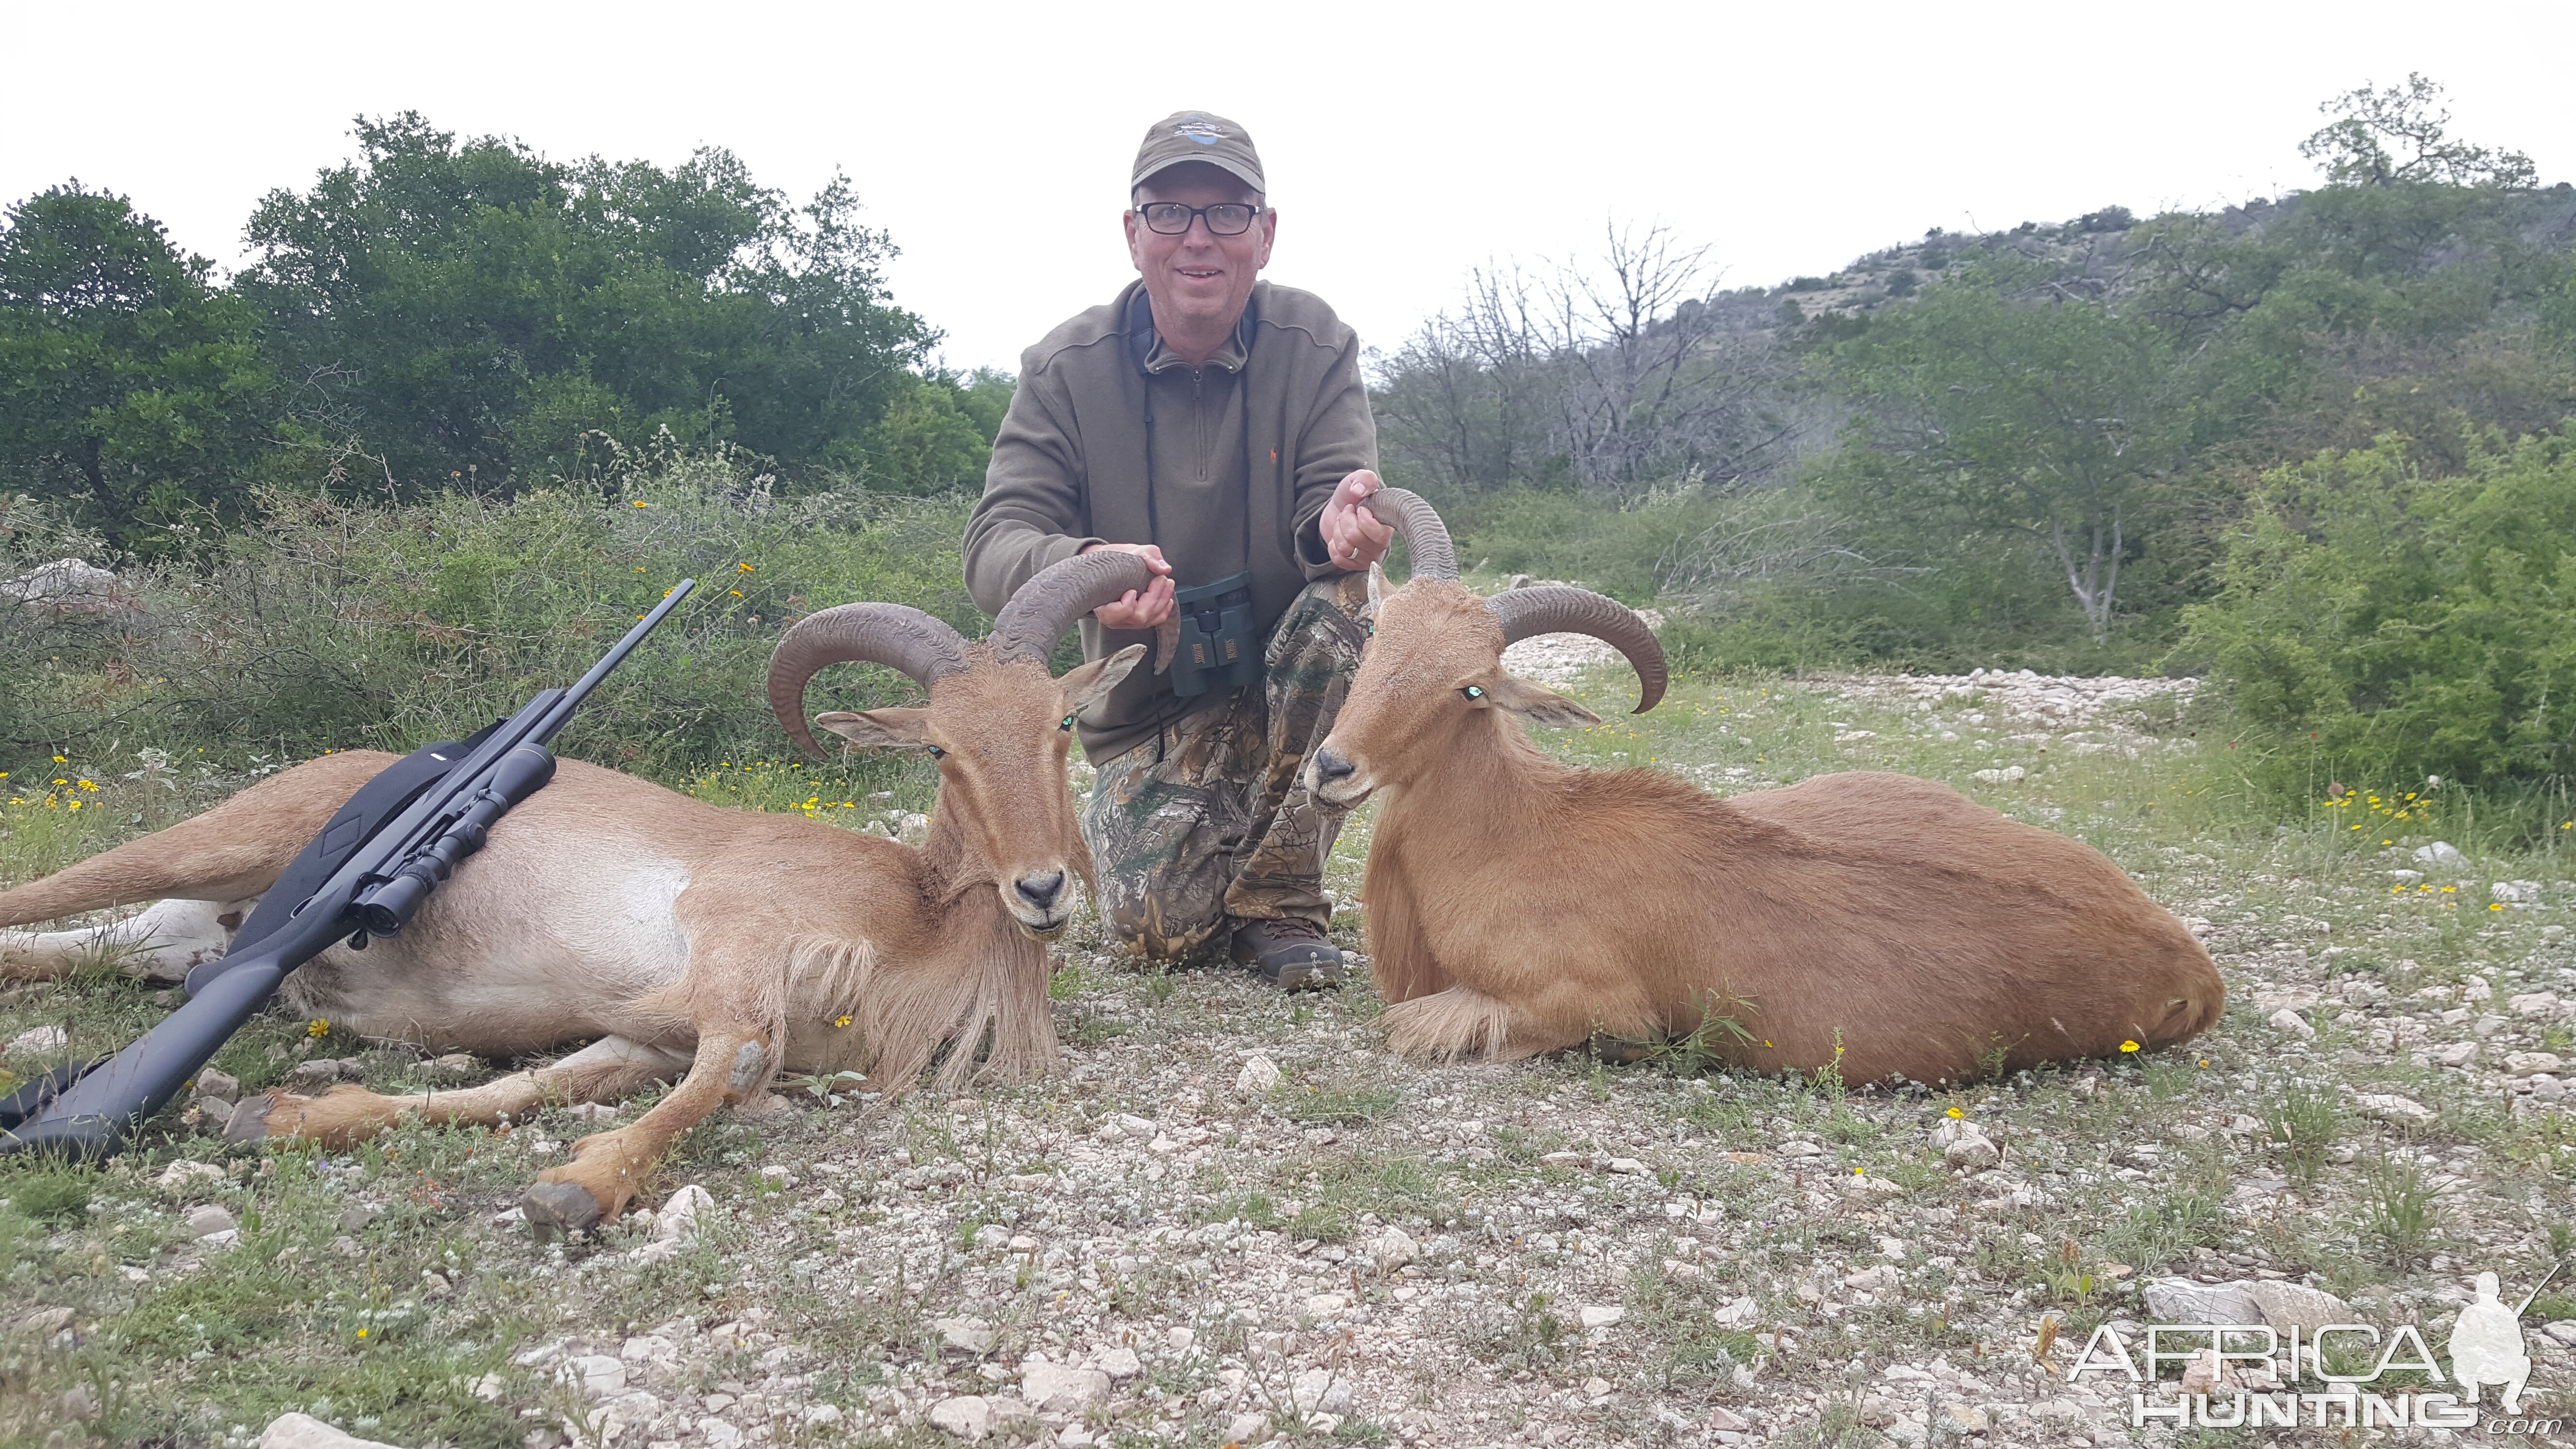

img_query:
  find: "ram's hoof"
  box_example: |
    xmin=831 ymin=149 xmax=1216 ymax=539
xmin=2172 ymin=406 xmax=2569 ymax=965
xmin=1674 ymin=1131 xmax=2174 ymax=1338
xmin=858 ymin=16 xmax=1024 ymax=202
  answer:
xmin=1584 ymin=1034 xmax=1658 ymax=1065
xmin=522 ymin=1180 xmax=604 ymax=1240
xmin=222 ymin=1093 xmax=278 ymax=1144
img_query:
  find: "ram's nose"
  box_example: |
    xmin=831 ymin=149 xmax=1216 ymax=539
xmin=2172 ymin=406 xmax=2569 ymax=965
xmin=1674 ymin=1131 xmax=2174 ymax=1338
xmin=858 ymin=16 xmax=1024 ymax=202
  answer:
xmin=1014 ymin=870 xmax=1067 ymax=911
xmin=1310 ymin=748 xmax=1355 ymax=786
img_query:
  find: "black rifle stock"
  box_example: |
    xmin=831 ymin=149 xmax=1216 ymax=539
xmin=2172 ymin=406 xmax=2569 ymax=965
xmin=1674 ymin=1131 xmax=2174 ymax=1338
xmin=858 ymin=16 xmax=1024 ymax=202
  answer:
xmin=0 ymin=580 xmax=695 ymax=1160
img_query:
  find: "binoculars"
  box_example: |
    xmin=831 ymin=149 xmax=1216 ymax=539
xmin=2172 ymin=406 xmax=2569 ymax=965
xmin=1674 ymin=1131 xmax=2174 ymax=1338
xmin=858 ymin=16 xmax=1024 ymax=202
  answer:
xmin=1166 ymin=572 xmax=1262 ymax=697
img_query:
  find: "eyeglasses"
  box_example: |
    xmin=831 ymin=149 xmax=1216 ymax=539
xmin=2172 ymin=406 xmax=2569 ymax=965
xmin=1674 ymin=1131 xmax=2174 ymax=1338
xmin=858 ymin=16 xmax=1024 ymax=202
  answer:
xmin=1134 ymin=202 xmax=1263 ymax=237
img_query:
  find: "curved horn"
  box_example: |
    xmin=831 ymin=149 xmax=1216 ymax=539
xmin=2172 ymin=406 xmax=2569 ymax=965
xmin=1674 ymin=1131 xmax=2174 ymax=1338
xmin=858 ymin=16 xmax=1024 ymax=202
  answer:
xmin=1488 ymin=587 xmax=1668 ymax=714
xmin=988 ymin=550 xmax=1162 ymax=665
xmin=767 ymin=604 xmax=970 ymax=759
xmin=1359 ymin=487 xmax=1458 ymax=581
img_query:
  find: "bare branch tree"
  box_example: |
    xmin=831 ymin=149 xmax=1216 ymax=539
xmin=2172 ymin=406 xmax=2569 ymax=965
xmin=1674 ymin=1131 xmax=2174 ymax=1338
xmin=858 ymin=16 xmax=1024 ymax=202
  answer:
xmin=1374 ymin=224 xmax=1805 ymax=502
xmin=1653 ymin=493 xmax=1919 ymax=612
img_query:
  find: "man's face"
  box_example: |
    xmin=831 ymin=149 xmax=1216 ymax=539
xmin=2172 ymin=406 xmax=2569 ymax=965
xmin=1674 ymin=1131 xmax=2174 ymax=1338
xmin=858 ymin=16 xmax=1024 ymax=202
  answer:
xmin=1125 ymin=162 xmax=1275 ymax=345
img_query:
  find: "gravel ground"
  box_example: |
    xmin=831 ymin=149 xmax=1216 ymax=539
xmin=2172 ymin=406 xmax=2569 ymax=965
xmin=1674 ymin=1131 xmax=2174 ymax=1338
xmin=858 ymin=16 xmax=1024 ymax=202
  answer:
xmin=5 ymin=665 xmax=2572 ymax=1449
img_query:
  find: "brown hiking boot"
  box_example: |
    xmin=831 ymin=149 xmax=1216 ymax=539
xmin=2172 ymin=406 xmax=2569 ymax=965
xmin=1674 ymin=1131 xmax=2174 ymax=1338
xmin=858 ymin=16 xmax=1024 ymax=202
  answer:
xmin=1228 ymin=916 xmax=1344 ymax=992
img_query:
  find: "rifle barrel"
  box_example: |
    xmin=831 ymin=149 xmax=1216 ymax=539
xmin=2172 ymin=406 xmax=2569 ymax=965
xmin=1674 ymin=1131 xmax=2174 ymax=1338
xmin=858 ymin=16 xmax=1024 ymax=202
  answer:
xmin=532 ymin=580 xmax=697 ymax=741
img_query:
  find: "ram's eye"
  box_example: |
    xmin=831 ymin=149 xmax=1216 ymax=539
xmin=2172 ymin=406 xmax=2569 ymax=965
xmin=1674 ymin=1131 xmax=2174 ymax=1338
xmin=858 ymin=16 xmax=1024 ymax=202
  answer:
xmin=1060 ymin=714 xmax=1077 ymax=731
xmin=1461 ymin=685 xmax=1485 ymax=700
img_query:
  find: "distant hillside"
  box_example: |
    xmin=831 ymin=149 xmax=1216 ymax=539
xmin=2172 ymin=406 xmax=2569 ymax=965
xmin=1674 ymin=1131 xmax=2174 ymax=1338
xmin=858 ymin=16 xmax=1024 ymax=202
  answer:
xmin=1757 ymin=183 xmax=2576 ymax=330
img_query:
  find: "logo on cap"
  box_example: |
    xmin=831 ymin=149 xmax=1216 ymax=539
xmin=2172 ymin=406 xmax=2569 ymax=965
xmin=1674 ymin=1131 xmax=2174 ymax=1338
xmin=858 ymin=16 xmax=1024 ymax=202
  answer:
xmin=1175 ymin=116 xmax=1226 ymax=145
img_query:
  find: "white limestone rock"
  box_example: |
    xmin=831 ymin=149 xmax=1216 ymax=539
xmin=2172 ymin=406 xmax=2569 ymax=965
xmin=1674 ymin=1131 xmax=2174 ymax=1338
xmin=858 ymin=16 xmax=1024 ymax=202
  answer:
xmin=258 ymin=1414 xmax=406 ymax=1449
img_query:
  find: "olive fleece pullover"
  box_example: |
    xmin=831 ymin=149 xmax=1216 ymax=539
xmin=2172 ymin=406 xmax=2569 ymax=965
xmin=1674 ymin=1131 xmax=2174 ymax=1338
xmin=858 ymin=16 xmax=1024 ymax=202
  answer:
xmin=963 ymin=279 xmax=1377 ymax=762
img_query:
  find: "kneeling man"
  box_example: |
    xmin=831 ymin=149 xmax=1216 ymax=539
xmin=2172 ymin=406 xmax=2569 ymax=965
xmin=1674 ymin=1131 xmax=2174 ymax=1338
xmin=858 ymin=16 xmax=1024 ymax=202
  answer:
xmin=964 ymin=110 xmax=1392 ymax=990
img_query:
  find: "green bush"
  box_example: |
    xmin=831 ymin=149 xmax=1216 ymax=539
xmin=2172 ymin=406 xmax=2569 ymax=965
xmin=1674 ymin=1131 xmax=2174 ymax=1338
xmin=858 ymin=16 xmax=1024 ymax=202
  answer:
xmin=0 ymin=441 xmax=978 ymax=781
xmin=1449 ymin=485 xmax=1684 ymax=602
xmin=2 ymin=1166 xmax=91 ymax=1223
xmin=2179 ymin=430 xmax=2576 ymax=796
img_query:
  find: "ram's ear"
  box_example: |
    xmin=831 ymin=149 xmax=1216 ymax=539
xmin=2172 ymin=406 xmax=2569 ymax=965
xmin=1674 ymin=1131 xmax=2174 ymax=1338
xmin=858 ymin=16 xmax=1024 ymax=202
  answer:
xmin=814 ymin=708 xmax=934 ymax=751
xmin=1059 ymin=645 xmax=1145 ymax=713
xmin=1363 ymin=561 xmax=1387 ymax=622
xmin=1481 ymin=675 xmax=1602 ymax=730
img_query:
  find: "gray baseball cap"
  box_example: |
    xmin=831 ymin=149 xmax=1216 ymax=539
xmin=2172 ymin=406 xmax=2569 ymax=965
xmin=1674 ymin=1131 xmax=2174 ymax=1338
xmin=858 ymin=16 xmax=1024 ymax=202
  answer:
xmin=1131 ymin=111 xmax=1265 ymax=194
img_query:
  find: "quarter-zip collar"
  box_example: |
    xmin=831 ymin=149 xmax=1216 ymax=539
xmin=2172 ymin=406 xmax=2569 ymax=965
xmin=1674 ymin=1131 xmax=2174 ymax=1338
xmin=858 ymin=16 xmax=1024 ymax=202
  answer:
xmin=1142 ymin=319 xmax=1250 ymax=375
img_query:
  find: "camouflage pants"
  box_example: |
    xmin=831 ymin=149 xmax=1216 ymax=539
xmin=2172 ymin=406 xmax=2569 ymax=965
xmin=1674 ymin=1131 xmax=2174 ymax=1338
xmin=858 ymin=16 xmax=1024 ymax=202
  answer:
xmin=1082 ymin=572 xmax=1371 ymax=961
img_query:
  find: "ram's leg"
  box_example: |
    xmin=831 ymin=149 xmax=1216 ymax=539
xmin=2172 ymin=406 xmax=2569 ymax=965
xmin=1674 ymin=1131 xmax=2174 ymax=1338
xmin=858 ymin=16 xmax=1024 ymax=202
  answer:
xmin=520 ymin=1026 xmax=769 ymax=1238
xmin=1383 ymin=977 xmax=1648 ymax=1063
xmin=227 ymin=1036 xmax=689 ymax=1151
xmin=0 ymin=897 xmax=258 ymax=984
xmin=1382 ymin=985 xmax=1524 ymax=1062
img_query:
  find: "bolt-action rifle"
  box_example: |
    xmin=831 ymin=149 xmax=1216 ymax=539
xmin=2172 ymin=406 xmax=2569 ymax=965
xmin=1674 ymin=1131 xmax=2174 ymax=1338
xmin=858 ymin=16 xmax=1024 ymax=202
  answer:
xmin=0 ymin=580 xmax=696 ymax=1160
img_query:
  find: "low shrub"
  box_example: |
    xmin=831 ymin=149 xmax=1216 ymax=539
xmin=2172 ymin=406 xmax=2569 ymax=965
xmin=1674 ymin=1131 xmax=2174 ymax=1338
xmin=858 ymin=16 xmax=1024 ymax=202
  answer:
xmin=2179 ymin=430 xmax=2576 ymax=804
xmin=1 ymin=443 xmax=977 ymax=782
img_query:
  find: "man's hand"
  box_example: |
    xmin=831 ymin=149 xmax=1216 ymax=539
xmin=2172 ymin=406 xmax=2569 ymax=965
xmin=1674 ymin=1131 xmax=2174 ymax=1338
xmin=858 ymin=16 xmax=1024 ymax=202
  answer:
xmin=1317 ymin=470 xmax=1395 ymax=571
xmin=1080 ymin=542 xmax=1176 ymax=628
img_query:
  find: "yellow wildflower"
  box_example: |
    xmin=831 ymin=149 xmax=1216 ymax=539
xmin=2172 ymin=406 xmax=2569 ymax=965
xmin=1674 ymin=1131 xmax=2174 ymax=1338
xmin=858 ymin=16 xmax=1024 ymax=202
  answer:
xmin=308 ymin=1018 xmax=331 ymax=1038
xmin=2119 ymin=1040 xmax=2141 ymax=1053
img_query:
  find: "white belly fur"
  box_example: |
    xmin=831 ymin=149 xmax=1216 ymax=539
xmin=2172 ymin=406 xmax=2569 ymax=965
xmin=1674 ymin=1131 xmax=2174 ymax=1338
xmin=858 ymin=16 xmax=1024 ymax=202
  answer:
xmin=281 ymin=819 xmax=695 ymax=1056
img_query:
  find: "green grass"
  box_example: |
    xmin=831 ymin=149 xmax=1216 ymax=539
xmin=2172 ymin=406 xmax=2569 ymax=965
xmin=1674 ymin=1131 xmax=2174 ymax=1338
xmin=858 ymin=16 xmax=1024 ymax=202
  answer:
xmin=2266 ymin=1079 xmax=2341 ymax=1188
xmin=1468 ymin=1290 xmax=1571 ymax=1368
xmin=2360 ymin=1153 xmax=2443 ymax=1270
xmin=1278 ymin=1080 xmax=1401 ymax=1127
xmin=1267 ymin=1152 xmax=1456 ymax=1247
xmin=1623 ymin=1261 xmax=1765 ymax=1387
xmin=0 ymin=1164 xmax=92 ymax=1224
xmin=1 ymin=757 xmax=226 ymax=905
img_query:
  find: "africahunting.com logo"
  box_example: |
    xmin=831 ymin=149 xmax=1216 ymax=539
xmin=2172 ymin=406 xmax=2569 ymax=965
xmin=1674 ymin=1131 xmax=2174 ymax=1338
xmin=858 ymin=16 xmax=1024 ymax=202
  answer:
xmin=2071 ymin=1267 xmax=2559 ymax=1433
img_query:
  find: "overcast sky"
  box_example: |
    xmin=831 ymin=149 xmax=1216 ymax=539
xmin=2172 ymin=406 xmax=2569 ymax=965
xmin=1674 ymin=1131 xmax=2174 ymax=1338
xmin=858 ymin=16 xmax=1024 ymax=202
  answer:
xmin=6 ymin=1 xmax=2570 ymax=374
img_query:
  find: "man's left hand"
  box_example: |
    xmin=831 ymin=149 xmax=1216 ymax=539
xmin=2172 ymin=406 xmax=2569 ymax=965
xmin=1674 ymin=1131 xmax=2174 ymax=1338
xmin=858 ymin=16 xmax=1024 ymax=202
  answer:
xmin=1317 ymin=470 xmax=1395 ymax=571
